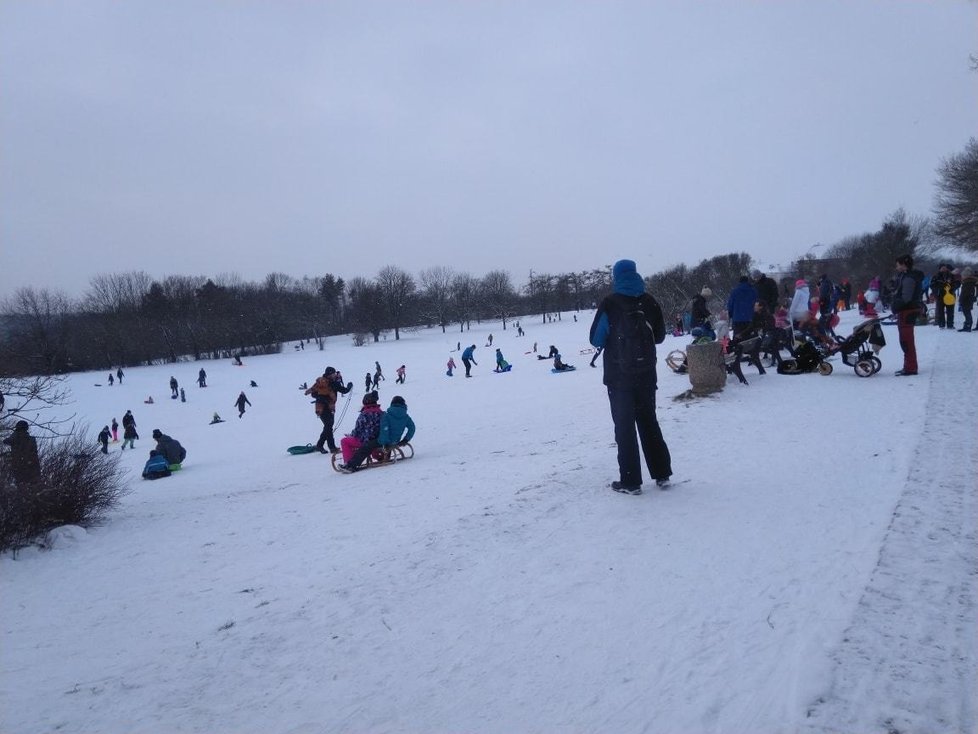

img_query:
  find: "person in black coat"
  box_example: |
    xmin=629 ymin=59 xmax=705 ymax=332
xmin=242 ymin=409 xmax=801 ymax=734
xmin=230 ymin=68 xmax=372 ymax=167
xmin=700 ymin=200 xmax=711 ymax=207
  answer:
xmin=3 ymin=420 xmax=41 ymax=485
xmin=589 ymin=259 xmax=672 ymax=496
xmin=151 ymin=429 xmax=187 ymax=466
xmin=751 ymin=270 xmax=780 ymax=314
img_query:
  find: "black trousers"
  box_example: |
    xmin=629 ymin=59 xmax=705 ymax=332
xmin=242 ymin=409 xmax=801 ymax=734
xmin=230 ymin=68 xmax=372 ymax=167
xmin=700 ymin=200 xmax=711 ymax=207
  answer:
xmin=316 ymin=410 xmax=337 ymax=451
xmin=607 ymin=382 xmax=672 ymax=487
xmin=348 ymin=438 xmax=379 ymax=469
xmin=462 ymin=358 xmax=473 ymax=376
xmin=936 ymin=303 xmax=954 ymax=328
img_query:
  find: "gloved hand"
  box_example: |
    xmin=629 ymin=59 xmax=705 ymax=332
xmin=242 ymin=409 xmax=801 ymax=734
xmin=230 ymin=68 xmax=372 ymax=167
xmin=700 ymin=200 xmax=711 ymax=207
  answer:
xmin=346 ymin=382 xmax=353 ymax=390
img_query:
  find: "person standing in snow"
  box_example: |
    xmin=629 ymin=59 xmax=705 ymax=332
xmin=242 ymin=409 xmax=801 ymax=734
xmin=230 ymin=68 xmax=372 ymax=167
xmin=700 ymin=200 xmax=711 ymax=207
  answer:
xmin=234 ymin=391 xmax=251 ymax=418
xmin=121 ymin=410 xmax=138 ymax=450
xmin=306 ymin=367 xmax=354 ymax=454
xmin=395 ymin=365 xmax=406 ymax=384
xmin=97 ymin=425 xmax=110 ymax=454
xmin=364 ymin=372 xmax=372 ymax=393
xmin=3 ymin=420 xmax=41 ymax=485
xmin=111 ymin=418 xmax=119 ymax=442
xmin=197 ymin=368 xmax=207 ymax=388
xmin=589 ymin=259 xmax=672 ymax=496
xmin=726 ymin=275 xmax=758 ymax=342
xmin=169 ymin=376 xmax=179 ymax=399
xmin=446 ymin=357 xmax=456 ymax=377
xmin=116 ymin=367 xmax=124 ymax=384
xmin=958 ymin=268 xmax=976 ymax=332
xmin=892 ymin=254 xmax=923 ymax=376
xmin=461 ymin=345 xmax=477 ymax=377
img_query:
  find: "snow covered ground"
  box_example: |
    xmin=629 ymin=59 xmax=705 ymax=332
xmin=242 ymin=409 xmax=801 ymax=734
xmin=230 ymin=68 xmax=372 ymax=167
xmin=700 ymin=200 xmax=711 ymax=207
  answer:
xmin=2 ymin=309 xmax=976 ymax=734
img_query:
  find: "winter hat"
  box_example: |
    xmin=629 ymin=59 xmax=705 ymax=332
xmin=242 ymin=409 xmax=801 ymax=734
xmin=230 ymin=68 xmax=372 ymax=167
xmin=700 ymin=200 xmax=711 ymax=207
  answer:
xmin=390 ymin=395 xmax=406 ymax=408
xmin=700 ymin=287 xmax=712 ymax=297
xmin=363 ymin=391 xmax=379 ymax=406
xmin=795 ymin=279 xmax=807 ymax=288
xmin=152 ymin=429 xmax=162 ymax=439
xmin=612 ymin=259 xmax=645 ymax=297
xmin=751 ymin=269 xmax=762 ymax=280
xmin=324 ymin=366 xmax=336 ymax=376
xmin=14 ymin=420 xmax=28 ymax=432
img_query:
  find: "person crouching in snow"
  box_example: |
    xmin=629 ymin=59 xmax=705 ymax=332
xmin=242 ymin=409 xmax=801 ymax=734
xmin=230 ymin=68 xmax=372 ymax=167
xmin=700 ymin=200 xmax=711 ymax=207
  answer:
xmin=97 ymin=425 xmax=110 ymax=454
xmin=341 ymin=395 xmax=415 ymax=473
xmin=142 ymin=450 xmax=171 ymax=480
xmin=339 ymin=392 xmax=383 ymax=468
xmin=494 ymin=348 xmax=511 ymax=372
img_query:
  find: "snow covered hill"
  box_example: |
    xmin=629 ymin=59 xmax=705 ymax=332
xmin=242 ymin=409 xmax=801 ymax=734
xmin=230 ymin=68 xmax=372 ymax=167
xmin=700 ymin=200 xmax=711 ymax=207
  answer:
xmin=2 ymin=311 xmax=976 ymax=734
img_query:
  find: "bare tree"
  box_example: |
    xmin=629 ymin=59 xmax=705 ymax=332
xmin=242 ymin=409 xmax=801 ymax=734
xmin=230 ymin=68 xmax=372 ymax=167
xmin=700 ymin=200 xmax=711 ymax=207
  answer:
xmin=479 ymin=270 xmax=517 ymax=330
xmin=419 ymin=266 xmax=455 ymax=333
xmin=375 ymin=266 xmax=416 ymax=340
xmin=451 ymin=272 xmax=478 ymax=332
xmin=933 ymin=138 xmax=978 ymax=252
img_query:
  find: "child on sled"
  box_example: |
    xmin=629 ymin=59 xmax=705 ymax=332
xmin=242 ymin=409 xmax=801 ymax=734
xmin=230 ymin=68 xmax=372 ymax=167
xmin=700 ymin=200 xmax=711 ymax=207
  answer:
xmin=340 ymin=391 xmax=383 ymax=465
xmin=340 ymin=395 xmax=415 ymax=473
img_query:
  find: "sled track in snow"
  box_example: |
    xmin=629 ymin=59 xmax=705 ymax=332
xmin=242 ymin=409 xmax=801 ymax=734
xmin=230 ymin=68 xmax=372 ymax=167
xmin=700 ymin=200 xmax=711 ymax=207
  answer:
xmin=804 ymin=336 xmax=978 ymax=734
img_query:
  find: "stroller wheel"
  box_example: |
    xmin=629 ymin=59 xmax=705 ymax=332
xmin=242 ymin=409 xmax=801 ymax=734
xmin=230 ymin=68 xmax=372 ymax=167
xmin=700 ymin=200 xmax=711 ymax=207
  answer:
xmin=665 ymin=350 xmax=687 ymax=373
xmin=867 ymin=355 xmax=882 ymax=375
xmin=818 ymin=362 xmax=834 ymax=376
xmin=854 ymin=360 xmax=875 ymax=378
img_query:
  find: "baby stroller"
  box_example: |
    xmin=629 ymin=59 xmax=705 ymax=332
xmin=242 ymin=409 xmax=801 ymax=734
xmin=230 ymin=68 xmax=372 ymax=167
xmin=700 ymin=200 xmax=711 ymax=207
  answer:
xmin=831 ymin=317 xmax=887 ymax=377
xmin=776 ymin=340 xmax=833 ymax=376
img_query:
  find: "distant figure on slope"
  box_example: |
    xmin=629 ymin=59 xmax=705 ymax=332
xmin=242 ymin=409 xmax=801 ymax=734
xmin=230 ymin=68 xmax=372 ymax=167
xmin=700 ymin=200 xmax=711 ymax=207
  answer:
xmin=116 ymin=367 xmax=124 ymax=384
xmin=494 ymin=348 xmax=512 ymax=372
xmin=537 ymin=345 xmax=559 ymax=360
xmin=198 ymin=368 xmax=207 ymax=388
xmin=364 ymin=372 xmax=372 ymax=393
xmin=169 ymin=376 xmax=179 ymax=399
xmin=210 ymin=412 xmax=225 ymax=424
xmin=121 ymin=410 xmax=138 ymax=450
xmin=111 ymin=418 xmax=119 ymax=442
xmin=97 ymin=425 xmax=110 ymax=454
xmin=461 ymin=345 xmax=477 ymax=377
xmin=446 ymin=357 xmax=456 ymax=377
xmin=107 ymin=373 xmax=114 ymax=386
xmin=395 ymin=365 xmax=406 ymax=384
xmin=553 ymin=353 xmax=573 ymax=371
xmin=235 ymin=391 xmax=251 ymax=418
xmin=373 ymin=362 xmax=384 ymax=389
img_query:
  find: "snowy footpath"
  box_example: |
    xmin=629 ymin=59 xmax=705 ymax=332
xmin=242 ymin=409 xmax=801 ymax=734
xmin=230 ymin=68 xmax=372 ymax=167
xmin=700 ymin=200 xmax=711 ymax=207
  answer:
xmin=1 ymin=312 xmax=976 ymax=734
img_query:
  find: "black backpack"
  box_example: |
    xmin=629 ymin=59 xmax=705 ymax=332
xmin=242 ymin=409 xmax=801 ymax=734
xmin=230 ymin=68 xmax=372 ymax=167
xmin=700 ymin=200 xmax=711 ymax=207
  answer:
xmin=610 ymin=294 xmax=658 ymax=374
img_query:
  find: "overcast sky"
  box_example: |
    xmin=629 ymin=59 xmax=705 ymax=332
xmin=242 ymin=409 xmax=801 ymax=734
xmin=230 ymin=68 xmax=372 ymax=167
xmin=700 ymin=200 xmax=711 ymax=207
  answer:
xmin=1 ymin=1 xmax=976 ymax=299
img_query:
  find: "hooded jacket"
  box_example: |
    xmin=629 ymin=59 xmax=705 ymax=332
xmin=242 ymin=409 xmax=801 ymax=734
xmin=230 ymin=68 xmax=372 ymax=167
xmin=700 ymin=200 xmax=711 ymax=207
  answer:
xmin=789 ymin=284 xmax=810 ymax=323
xmin=727 ymin=280 xmax=758 ymax=323
xmin=589 ymin=259 xmax=666 ymax=388
xmin=379 ymin=403 xmax=416 ymax=446
xmin=351 ymin=404 xmax=383 ymax=443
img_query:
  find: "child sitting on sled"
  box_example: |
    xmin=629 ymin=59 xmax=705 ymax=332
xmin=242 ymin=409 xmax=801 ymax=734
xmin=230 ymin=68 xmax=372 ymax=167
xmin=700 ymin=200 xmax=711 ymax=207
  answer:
xmin=339 ymin=391 xmax=383 ymax=465
xmin=339 ymin=395 xmax=415 ymax=473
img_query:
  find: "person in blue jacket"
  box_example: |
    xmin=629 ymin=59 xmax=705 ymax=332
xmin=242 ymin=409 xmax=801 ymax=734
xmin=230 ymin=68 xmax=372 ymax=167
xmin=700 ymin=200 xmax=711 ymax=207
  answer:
xmin=727 ymin=275 xmax=758 ymax=341
xmin=341 ymin=395 xmax=415 ymax=472
xmin=461 ymin=344 xmax=477 ymax=377
xmin=142 ymin=450 xmax=172 ymax=480
xmin=589 ymin=259 xmax=671 ymax=496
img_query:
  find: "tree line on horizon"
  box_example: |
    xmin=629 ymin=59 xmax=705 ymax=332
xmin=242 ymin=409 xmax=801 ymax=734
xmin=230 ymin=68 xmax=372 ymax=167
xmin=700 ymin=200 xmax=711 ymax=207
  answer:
xmin=2 ymin=134 xmax=976 ymax=378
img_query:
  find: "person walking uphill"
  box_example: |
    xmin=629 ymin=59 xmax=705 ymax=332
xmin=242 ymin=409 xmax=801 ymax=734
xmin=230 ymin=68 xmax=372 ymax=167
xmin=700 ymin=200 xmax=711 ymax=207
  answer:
xmin=461 ymin=345 xmax=477 ymax=377
xmin=305 ymin=367 xmax=354 ymax=454
xmin=589 ymin=259 xmax=672 ymax=496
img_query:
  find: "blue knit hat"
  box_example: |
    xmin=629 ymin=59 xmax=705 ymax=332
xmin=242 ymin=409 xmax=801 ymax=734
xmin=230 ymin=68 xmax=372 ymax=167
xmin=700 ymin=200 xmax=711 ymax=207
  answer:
xmin=612 ymin=259 xmax=645 ymax=296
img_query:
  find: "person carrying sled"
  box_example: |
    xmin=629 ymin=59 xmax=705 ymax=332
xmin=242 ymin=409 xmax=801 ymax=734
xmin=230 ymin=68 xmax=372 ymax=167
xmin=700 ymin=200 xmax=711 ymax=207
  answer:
xmin=589 ymin=259 xmax=672 ymax=496
xmin=151 ymin=429 xmax=187 ymax=469
xmin=461 ymin=345 xmax=477 ymax=377
xmin=341 ymin=394 xmax=415 ymax=473
xmin=305 ymin=367 xmax=354 ymax=454
xmin=3 ymin=420 xmax=41 ymax=486
xmin=338 ymin=391 xmax=384 ymax=470
xmin=121 ymin=410 xmax=138 ymax=450
xmin=235 ymin=391 xmax=251 ymax=418
xmin=931 ymin=263 xmax=958 ymax=329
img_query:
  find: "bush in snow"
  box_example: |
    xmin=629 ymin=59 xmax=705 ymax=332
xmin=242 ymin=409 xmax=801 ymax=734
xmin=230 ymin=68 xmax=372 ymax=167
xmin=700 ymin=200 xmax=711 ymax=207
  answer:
xmin=0 ymin=428 xmax=129 ymax=553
